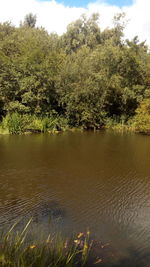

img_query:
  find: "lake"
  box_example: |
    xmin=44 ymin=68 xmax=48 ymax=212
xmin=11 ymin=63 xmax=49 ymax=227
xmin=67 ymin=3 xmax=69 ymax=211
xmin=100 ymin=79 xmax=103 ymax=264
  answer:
xmin=0 ymin=131 xmax=150 ymax=266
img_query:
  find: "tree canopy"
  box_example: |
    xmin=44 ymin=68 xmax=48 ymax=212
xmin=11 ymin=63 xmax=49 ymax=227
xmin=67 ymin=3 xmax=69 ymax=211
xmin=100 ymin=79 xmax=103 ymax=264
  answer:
xmin=0 ymin=13 xmax=149 ymax=132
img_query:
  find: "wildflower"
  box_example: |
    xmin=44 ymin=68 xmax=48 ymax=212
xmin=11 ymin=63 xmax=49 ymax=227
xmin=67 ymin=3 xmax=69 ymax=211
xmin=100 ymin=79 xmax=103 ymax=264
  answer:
xmin=74 ymin=239 xmax=80 ymax=245
xmin=30 ymin=245 xmax=36 ymax=249
xmin=77 ymin=232 xmax=84 ymax=239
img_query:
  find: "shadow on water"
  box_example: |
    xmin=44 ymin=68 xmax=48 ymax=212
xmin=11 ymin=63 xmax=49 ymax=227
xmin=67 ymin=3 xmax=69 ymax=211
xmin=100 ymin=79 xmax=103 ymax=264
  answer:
xmin=0 ymin=198 xmax=67 ymax=240
xmin=31 ymin=200 xmax=66 ymax=223
xmin=87 ymin=245 xmax=150 ymax=267
xmin=1 ymin=198 xmax=150 ymax=266
xmin=107 ymin=247 xmax=150 ymax=267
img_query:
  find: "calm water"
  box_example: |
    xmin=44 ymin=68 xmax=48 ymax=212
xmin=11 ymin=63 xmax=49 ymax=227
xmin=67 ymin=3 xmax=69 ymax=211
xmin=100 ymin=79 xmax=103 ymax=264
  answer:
xmin=0 ymin=131 xmax=150 ymax=266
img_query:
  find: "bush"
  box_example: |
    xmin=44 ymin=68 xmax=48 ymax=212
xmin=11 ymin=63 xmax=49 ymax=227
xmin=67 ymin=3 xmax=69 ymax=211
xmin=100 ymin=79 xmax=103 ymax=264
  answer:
xmin=0 ymin=113 xmax=69 ymax=134
xmin=133 ymin=99 xmax=150 ymax=134
xmin=26 ymin=115 xmax=68 ymax=133
xmin=1 ymin=113 xmax=27 ymax=134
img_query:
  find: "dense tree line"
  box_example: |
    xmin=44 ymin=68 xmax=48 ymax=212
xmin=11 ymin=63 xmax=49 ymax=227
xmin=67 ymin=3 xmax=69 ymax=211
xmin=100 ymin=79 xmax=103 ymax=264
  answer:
xmin=0 ymin=13 xmax=150 ymax=133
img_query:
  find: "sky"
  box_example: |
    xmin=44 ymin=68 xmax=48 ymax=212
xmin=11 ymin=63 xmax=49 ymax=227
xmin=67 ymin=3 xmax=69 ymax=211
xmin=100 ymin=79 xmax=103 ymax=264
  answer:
xmin=39 ymin=0 xmax=133 ymax=7
xmin=0 ymin=0 xmax=150 ymax=45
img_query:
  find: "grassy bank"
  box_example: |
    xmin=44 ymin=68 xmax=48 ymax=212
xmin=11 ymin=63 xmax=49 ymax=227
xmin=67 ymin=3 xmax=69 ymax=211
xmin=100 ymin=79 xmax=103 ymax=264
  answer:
xmin=0 ymin=110 xmax=150 ymax=136
xmin=105 ymin=118 xmax=135 ymax=133
xmin=96 ymin=117 xmax=150 ymax=135
xmin=0 ymin=113 xmax=69 ymax=135
xmin=0 ymin=219 xmax=109 ymax=267
xmin=0 ymin=220 xmax=90 ymax=267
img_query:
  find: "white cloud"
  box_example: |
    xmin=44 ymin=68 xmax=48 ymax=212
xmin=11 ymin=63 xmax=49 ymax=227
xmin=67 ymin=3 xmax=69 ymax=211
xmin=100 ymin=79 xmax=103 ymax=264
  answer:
xmin=0 ymin=0 xmax=150 ymax=45
xmin=123 ymin=0 xmax=150 ymax=45
xmin=0 ymin=0 xmax=85 ymax=35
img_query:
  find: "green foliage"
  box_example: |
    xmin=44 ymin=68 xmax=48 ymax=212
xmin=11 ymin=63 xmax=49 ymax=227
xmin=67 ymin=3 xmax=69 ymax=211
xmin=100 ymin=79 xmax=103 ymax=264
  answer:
xmin=0 ymin=220 xmax=92 ymax=267
xmin=105 ymin=116 xmax=136 ymax=132
xmin=133 ymin=99 xmax=150 ymax=134
xmin=1 ymin=113 xmax=69 ymax=134
xmin=2 ymin=113 xmax=27 ymax=134
xmin=62 ymin=13 xmax=101 ymax=53
xmin=0 ymin=13 xmax=149 ymax=134
xmin=25 ymin=114 xmax=68 ymax=133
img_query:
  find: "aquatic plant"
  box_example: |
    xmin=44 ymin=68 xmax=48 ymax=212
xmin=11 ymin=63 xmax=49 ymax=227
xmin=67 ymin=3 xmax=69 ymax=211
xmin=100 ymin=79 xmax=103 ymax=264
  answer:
xmin=1 ymin=113 xmax=27 ymax=134
xmin=0 ymin=220 xmax=92 ymax=267
xmin=0 ymin=113 xmax=69 ymax=134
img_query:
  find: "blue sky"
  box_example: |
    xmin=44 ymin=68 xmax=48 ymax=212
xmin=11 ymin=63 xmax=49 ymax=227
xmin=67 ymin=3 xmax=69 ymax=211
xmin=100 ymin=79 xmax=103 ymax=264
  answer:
xmin=39 ymin=0 xmax=133 ymax=8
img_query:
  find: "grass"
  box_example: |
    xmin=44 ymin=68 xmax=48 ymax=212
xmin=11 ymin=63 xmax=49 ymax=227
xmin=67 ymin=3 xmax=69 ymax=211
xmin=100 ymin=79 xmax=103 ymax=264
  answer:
xmin=0 ymin=113 xmax=69 ymax=135
xmin=1 ymin=112 xmax=149 ymax=135
xmin=0 ymin=219 xmax=93 ymax=267
xmin=0 ymin=126 xmax=9 ymax=135
xmin=105 ymin=117 xmax=136 ymax=133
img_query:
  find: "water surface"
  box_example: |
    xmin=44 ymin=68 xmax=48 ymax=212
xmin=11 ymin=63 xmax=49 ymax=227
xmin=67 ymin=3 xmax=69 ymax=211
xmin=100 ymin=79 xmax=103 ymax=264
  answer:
xmin=0 ymin=131 xmax=150 ymax=266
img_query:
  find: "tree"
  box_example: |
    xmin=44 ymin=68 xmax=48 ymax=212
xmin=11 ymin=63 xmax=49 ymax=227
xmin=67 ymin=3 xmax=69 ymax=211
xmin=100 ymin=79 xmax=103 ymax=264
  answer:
xmin=21 ymin=13 xmax=37 ymax=28
xmin=0 ymin=13 xmax=150 ymax=132
xmin=62 ymin=13 xmax=101 ymax=53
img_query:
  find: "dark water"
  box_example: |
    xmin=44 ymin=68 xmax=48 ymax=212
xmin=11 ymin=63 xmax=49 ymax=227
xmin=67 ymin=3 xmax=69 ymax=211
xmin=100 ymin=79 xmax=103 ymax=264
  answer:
xmin=0 ymin=131 xmax=150 ymax=266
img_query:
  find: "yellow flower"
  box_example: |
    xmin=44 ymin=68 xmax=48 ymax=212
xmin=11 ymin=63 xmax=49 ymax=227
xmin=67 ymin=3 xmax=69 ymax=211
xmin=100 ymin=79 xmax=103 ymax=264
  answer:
xmin=30 ymin=245 xmax=36 ymax=249
xmin=77 ymin=232 xmax=84 ymax=238
xmin=84 ymin=244 xmax=88 ymax=250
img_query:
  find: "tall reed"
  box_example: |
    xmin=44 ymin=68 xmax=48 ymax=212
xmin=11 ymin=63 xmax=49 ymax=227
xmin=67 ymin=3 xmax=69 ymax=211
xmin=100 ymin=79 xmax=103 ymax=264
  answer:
xmin=0 ymin=219 xmax=92 ymax=267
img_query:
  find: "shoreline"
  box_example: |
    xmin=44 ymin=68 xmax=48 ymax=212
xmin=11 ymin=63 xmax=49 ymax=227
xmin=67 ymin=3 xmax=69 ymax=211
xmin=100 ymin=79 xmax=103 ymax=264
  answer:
xmin=0 ymin=125 xmax=150 ymax=136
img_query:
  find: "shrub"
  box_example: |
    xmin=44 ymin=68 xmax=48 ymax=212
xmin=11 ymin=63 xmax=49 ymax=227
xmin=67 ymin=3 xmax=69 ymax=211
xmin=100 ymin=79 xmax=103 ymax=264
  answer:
xmin=1 ymin=113 xmax=27 ymax=134
xmin=133 ymin=99 xmax=150 ymax=134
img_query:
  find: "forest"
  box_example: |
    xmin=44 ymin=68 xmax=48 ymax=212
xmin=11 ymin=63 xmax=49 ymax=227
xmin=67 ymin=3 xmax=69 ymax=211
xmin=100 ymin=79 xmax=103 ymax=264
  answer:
xmin=0 ymin=13 xmax=150 ymax=134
